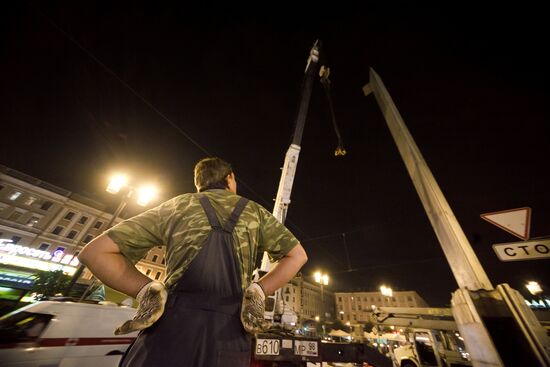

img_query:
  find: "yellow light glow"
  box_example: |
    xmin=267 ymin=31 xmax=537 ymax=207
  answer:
xmin=526 ymin=281 xmax=543 ymax=295
xmin=314 ymin=271 xmax=321 ymax=283
xmin=106 ymin=174 xmax=128 ymax=194
xmin=380 ymin=285 xmax=393 ymax=297
xmin=314 ymin=271 xmax=329 ymax=285
xmin=315 ymin=316 xmax=320 ymax=321
xmin=136 ymin=185 xmax=157 ymax=206
xmin=0 ymin=253 xmax=77 ymax=275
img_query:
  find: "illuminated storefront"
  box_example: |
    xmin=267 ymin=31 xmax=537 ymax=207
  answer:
xmin=0 ymin=239 xmax=79 ymax=305
xmin=0 ymin=239 xmax=79 ymax=275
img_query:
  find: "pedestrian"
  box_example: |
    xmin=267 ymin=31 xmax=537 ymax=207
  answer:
xmin=78 ymin=157 xmax=307 ymax=367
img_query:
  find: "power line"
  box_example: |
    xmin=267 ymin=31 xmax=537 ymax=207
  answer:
xmin=40 ymin=10 xmax=313 ymax=239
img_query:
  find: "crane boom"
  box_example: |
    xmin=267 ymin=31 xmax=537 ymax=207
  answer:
xmin=272 ymin=41 xmax=319 ymax=224
xmin=260 ymin=41 xmax=320 ymax=271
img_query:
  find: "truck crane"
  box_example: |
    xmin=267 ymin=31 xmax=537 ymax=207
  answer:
xmin=250 ymin=41 xmax=391 ymax=367
xmin=369 ymin=306 xmax=472 ymax=367
xmin=252 ymin=40 xmax=320 ymax=331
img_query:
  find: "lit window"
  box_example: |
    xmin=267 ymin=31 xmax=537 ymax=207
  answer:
xmin=152 ymin=255 xmax=158 ymax=262
xmin=67 ymin=230 xmax=78 ymax=239
xmin=64 ymin=212 xmax=75 ymax=220
xmin=9 ymin=191 xmax=21 ymax=201
xmin=24 ymin=196 xmax=38 ymax=206
xmin=94 ymin=221 xmax=103 ymax=229
xmin=40 ymin=201 xmax=53 ymax=211
xmin=83 ymin=235 xmax=94 ymax=243
xmin=78 ymin=216 xmax=88 ymax=224
xmin=26 ymin=216 xmax=41 ymax=227
xmin=52 ymin=226 xmax=63 ymax=235
xmin=11 ymin=236 xmax=22 ymax=244
xmin=38 ymin=243 xmax=50 ymax=251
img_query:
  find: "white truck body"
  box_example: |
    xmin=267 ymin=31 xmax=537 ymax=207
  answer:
xmin=0 ymin=300 xmax=138 ymax=367
xmin=370 ymin=307 xmax=471 ymax=367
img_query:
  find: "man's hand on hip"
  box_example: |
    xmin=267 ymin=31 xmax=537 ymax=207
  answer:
xmin=115 ymin=281 xmax=167 ymax=335
xmin=240 ymin=282 xmax=271 ymax=334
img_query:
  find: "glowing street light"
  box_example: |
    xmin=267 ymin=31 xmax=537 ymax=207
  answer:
xmin=314 ymin=271 xmax=329 ymax=285
xmin=526 ymin=281 xmax=543 ymax=295
xmin=314 ymin=271 xmax=329 ymax=338
xmin=106 ymin=174 xmax=128 ymax=194
xmin=380 ymin=285 xmax=393 ymax=298
xmin=66 ymin=172 xmax=158 ymax=297
xmin=136 ymin=185 xmax=158 ymax=207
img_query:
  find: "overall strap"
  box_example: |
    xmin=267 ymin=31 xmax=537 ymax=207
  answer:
xmin=198 ymin=195 xmax=249 ymax=233
xmin=198 ymin=195 xmax=222 ymax=230
xmin=225 ymin=197 xmax=249 ymax=233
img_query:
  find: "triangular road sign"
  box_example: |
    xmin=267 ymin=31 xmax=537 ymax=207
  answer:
xmin=481 ymin=207 xmax=531 ymax=240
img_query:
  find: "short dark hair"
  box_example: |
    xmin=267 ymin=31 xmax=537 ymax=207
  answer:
xmin=194 ymin=157 xmax=233 ymax=192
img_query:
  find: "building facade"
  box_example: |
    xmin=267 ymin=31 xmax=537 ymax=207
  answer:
xmin=334 ymin=290 xmax=429 ymax=324
xmin=0 ymin=165 xmax=164 ymax=302
xmin=280 ymin=277 xmax=336 ymax=324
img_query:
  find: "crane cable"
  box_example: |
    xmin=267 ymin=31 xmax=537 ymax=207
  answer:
xmin=319 ymin=65 xmax=347 ymax=156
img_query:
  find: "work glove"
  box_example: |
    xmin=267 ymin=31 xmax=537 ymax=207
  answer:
xmin=240 ymin=282 xmax=271 ymax=334
xmin=114 ymin=281 xmax=168 ymax=335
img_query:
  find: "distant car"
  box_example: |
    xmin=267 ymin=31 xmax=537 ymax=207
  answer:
xmin=0 ymin=299 xmax=138 ymax=367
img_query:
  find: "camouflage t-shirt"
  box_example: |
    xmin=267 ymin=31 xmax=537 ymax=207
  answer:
xmin=106 ymin=189 xmax=299 ymax=291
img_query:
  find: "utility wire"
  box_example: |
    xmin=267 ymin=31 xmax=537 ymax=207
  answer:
xmin=41 ymin=10 xmax=312 ymax=237
xmin=332 ymin=256 xmax=445 ymax=274
xmin=42 ymin=12 xmax=211 ymax=158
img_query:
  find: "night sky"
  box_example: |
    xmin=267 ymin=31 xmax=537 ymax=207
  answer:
xmin=1 ymin=3 xmax=548 ymax=306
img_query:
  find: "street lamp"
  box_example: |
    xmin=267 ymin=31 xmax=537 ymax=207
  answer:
xmin=314 ymin=271 xmax=329 ymax=337
xmin=526 ymin=281 xmax=543 ymax=296
xmin=65 ymin=174 xmax=158 ymax=296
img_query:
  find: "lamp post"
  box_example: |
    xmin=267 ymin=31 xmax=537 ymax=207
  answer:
xmin=314 ymin=271 xmax=329 ymax=338
xmin=65 ymin=174 xmax=157 ymax=296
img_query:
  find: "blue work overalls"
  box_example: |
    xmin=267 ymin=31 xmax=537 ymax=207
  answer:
xmin=120 ymin=195 xmax=251 ymax=367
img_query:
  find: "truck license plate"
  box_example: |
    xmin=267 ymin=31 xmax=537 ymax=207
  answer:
xmin=255 ymin=338 xmax=280 ymax=355
xmin=294 ymin=340 xmax=318 ymax=357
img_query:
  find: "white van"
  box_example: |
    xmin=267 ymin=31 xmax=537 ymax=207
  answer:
xmin=0 ymin=300 xmax=138 ymax=367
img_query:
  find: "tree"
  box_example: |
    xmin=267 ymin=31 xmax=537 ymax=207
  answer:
xmin=30 ymin=270 xmax=71 ymax=300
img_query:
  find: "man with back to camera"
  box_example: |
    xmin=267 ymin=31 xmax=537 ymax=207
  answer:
xmin=78 ymin=157 xmax=308 ymax=366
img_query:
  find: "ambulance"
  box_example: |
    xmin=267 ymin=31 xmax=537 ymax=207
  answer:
xmin=0 ymin=299 xmax=138 ymax=367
